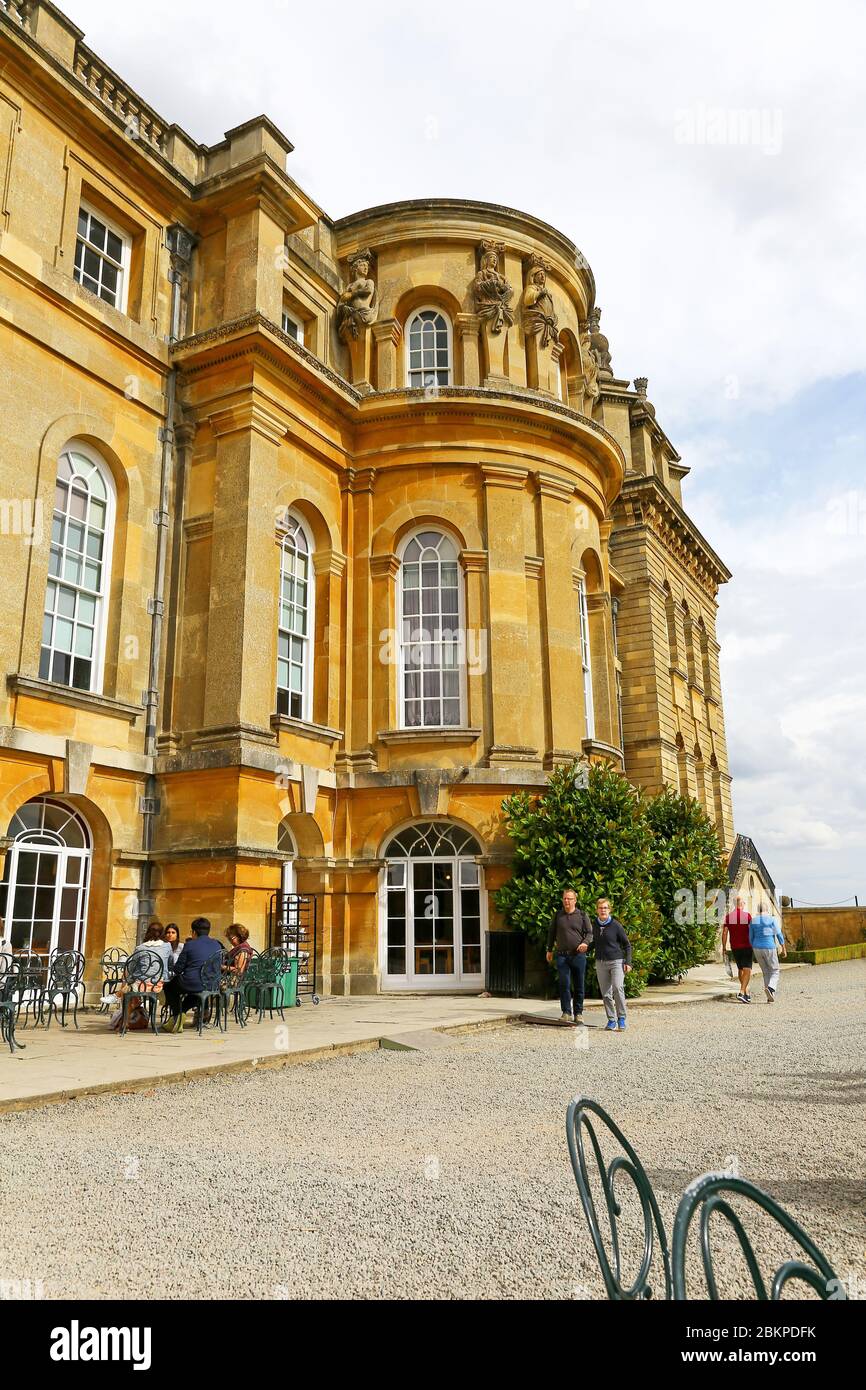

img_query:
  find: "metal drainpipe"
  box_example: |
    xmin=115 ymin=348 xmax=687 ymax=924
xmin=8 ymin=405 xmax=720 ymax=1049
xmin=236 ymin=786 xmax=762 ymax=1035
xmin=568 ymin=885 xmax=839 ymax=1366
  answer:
xmin=136 ymin=224 xmax=197 ymax=943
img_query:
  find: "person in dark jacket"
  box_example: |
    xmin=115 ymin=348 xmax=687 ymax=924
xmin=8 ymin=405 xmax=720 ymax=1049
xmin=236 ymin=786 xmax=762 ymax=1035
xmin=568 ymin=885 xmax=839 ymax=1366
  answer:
xmin=591 ymin=897 xmax=632 ymax=1032
xmin=546 ymin=888 xmax=593 ymax=1024
xmin=162 ymin=917 xmax=222 ymax=1033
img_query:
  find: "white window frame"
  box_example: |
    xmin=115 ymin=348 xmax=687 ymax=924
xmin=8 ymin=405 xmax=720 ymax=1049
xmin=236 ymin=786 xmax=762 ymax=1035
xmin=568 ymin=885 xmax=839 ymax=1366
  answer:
xmin=396 ymin=528 xmax=467 ymax=731
xmin=1 ymin=799 xmax=92 ymax=959
xmin=74 ymin=202 xmax=131 ymax=314
xmin=41 ymin=441 xmax=116 ymax=697
xmin=577 ymin=576 xmax=595 ymax=741
xmin=404 ymin=307 xmax=453 ymax=389
xmin=281 ymin=306 xmax=305 ymax=344
xmin=276 ymin=510 xmax=314 ymax=724
xmin=378 ymin=820 xmax=486 ymax=992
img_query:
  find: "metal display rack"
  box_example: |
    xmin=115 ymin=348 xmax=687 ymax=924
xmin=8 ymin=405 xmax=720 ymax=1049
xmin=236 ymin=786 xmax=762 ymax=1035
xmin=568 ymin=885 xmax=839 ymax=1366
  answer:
xmin=267 ymin=892 xmax=319 ymax=1005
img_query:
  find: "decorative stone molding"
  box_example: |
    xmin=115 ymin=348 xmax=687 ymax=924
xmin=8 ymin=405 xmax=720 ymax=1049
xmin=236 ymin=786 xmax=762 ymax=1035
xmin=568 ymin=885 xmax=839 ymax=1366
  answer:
xmin=312 ymin=549 xmax=348 ymax=578
xmin=64 ymin=740 xmax=93 ymax=796
xmin=486 ymin=744 xmax=542 ymax=766
xmin=534 ymin=470 xmax=576 ymax=503
xmin=369 ymin=553 xmax=400 ymax=580
xmin=341 ymin=466 xmax=377 ymax=495
xmin=207 ymin=401 xmax=286 ymax=444
xmin=377 ymin=727 xmax=481 ymax=746
xmin=480 ymin=463 xmax=529 ymax=490
xmin=524 ymin=556 xmax=543 ymax=580
xmin=7 ymin=676 xmax=141 ymax=725
xmin=184 ymin=514 xmax=213 ymax=542
xmin=174 ymin=313 xmax=363 ymax=403
xmin=270 ymin=714 xmax=343 ymax=743
xmin=371 ymin=317 xmax=402 ymax=347
xmin=460 ymin=549 xmax=488 ymax=573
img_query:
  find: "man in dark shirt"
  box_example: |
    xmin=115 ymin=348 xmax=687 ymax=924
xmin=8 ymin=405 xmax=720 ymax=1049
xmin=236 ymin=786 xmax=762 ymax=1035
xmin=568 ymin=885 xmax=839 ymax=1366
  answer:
xmin=546 ymin=888 xmax=593 ymax=1023
xmin=592 ymin=897 xmax=632 ymax=1032
xmin=163 ymin=917 xmax=223 ymax=1033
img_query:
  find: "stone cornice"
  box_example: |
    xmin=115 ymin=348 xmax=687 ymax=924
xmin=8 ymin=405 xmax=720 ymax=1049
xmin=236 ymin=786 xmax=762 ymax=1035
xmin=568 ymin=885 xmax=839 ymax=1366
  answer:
xmin=611 ymin=475 xmax=731 ymax=593
xmin=524 ymin=555 xmax=543 ymax=580
xmin=173 ymin=313 xmax=363 ymax=402
xmin=371 ymin=317 xmax=402 ymax=345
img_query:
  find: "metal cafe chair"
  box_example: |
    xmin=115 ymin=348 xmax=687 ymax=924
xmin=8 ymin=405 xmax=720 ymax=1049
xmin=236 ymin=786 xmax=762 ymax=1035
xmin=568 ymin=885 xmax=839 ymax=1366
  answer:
xmin=119 ymin=950 xmax=165 ymax=1037
xmin=181 ymin=952 xmax=225 ymax=1037
xmin=218 ymin=948 xmax=255 ymax=1030
xmin=99 ymin=948 xmax=128 ymax=1013
xmin=262 ymin=945 xmax=293 ymax=1010
xmin=566 ymin=1095 xmax=845 ymax=1301
xmin=0 ymin=965 xmax=25 ymax=1054
xmin=39 ymin=950 xmax=86 ymax=1029
xmin=244 ymin=952 xmax=285 ymax=1025
xmin=9 ymin=955 xmax=47 ymax=1030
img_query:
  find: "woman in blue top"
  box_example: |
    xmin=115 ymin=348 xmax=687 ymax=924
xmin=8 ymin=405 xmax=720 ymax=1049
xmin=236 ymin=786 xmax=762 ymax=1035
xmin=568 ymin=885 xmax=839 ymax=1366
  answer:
xmin=749 ymin=904 xmax=786 ymax=1002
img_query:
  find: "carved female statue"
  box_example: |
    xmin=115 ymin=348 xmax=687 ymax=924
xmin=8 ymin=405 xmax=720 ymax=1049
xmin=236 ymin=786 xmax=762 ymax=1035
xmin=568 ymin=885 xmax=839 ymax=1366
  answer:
xmin=580 ymin=328 xmax=600 ymax=408
xmin=472 ymin=243 xmax=514 ymax=334
xmin=336 ymin=250 xmax=377 ymax=343
xmin=523 ymin=262 xmax=558 ymax=348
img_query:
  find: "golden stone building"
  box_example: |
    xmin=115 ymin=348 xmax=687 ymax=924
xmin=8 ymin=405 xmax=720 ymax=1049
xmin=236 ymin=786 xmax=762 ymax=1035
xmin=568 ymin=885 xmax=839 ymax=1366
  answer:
xmin=0 ymin=1 xmax=734 ymax=995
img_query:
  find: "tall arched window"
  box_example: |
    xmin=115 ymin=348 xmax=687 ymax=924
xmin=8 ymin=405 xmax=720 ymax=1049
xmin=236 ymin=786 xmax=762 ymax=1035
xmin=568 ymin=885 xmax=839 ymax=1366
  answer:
xmin=276 ymin=511 xmax=314 ymax=722
xmin=577 ymin=577 xmax=595 ymax=740
xmin=406 ymin=309 xmax=451 ymax=388
xmin=40 ymin=444 xmax=114 ymax=693
xmin=0 ymin=798 xmax=91 ymax=957
xmin=382 ymin=821 xmax=484 ymax=988
xmin=398 ymin=530 xmax=464 ymax=729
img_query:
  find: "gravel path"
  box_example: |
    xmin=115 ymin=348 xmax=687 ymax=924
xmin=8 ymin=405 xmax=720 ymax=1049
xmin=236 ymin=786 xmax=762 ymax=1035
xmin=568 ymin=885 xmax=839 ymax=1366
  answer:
xmin=2 ymin=961 xmax=864 ymax=1300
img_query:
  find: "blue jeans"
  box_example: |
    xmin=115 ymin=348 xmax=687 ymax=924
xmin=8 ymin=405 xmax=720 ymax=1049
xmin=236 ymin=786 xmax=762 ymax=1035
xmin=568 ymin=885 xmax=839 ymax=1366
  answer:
xmin=556 ymin=952 xmax=587 ymax=1016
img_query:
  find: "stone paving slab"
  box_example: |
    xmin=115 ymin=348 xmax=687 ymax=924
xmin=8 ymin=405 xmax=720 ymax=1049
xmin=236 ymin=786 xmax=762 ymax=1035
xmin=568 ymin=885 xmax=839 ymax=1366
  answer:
xmin=0 ymin=962 xmax=793 ymax=1113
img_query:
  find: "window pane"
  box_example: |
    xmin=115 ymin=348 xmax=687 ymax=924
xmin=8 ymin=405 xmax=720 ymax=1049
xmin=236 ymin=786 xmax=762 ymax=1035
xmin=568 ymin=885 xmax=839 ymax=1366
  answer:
xmin=107 ymin=230 xmax=123 ymax=262
xmin=88 ymin=217 xmax=106 ymax=250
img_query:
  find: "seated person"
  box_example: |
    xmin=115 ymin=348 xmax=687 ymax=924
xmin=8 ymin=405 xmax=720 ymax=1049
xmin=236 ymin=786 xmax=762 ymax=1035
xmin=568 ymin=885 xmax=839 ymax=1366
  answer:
xmin=163 ymin=918 xmax=223 ymax=1033
xmin=224 ymin=924 xmax=254 ymax=977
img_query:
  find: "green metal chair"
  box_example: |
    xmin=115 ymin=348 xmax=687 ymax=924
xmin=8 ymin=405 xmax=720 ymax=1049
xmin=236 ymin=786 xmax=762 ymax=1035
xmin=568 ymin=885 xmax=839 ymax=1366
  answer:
xmin=567 ymin=1096 xmax=845 ymax=1301
xmin=182 ymin=951 xmax=225 ymax=1036
xmin=244 ymin=952 xmax=285 ymax=1024
xmin=119 ymin=950 xmax=164 ymax=1036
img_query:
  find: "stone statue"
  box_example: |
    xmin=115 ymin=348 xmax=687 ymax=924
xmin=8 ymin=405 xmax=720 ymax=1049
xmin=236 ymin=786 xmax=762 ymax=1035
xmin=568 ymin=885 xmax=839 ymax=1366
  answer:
xmin=336 ymin=248 xmax=377 ymax=343
xmin=472 ymin=240 xmax=514 ymax=334
xmin=523 ymin=256 xmax=558 ymax=348
xmin=588 ymin=306 xmax=613 ymax=378
xmin=579 ymin=327 xmax=600 ymax=408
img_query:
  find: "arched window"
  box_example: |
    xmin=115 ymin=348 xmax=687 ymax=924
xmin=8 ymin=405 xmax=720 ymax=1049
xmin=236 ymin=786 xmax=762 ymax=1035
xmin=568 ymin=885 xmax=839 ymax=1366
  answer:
xmin=577 ymin=577 xmax=595 ymax=740
xmin=398 ymin=530 xmax=464 ymax=729
xmin=40 ymin=444 xmax=115 ymax=693
xmin=0 ymin=798 xmax=91 ymax=956
xmin=276 ymin=511 xmax=314 ymax=722
xmin=382 ymin=821 xmax=483 ymax=987
xmin=406 ymin=309 xmax=451 ymax=389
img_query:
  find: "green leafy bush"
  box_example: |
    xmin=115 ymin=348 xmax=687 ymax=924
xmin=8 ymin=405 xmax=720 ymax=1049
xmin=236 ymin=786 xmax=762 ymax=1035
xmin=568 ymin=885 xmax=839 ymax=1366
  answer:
xmin=644 ymin=786 xmax=726 ymax=981
xmin=495 ymin=762 xmax=659 ymax=996
xmin=495 ymin=761 xmax=726 ymax=995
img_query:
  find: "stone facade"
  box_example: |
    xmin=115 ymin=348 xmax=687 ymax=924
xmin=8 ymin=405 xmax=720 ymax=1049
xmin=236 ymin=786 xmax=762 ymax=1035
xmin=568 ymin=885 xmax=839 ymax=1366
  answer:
xmin=0 ymin=2 xmax=734 ymax=996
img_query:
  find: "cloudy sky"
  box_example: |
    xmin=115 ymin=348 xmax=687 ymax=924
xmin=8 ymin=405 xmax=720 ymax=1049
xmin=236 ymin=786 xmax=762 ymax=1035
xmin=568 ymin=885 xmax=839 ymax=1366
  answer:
xmin=67 ymin=0 xmax=866 ymax=902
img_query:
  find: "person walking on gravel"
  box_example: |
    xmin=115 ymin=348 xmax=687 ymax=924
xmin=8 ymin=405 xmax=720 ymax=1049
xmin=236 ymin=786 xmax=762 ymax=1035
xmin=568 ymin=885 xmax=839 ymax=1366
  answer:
xmin=750 ymin=904 xmax=786 ymax=1002
xmin=546 ymin=888 xmax=593 ymax=1023
xmin=722 ymin=896 xmax=753 ymax=1003
xmin=592 ymin=897 xmax=632 ymax=1032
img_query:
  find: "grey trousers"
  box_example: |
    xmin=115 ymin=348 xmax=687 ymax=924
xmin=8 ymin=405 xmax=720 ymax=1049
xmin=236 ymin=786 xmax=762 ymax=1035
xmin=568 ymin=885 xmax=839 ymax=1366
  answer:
xmin=596 ymin=959 xmax=627 ymax=1020
xmin=754 ymin=948 xmax=780 ymax=994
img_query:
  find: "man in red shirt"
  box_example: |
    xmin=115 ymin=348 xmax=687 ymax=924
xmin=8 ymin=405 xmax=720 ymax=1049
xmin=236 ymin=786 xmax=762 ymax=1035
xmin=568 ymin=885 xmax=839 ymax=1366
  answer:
xmin=722 ymin=896 xmax=753 ymax=1003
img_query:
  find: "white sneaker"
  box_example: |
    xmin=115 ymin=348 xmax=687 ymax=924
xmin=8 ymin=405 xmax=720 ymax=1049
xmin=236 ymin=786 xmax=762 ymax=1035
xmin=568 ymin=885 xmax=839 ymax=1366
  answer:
xmin=559 ymin=1012 xmax=574 ymax=1023
xmin=766 ymin=986 xmax=775 ymax=1002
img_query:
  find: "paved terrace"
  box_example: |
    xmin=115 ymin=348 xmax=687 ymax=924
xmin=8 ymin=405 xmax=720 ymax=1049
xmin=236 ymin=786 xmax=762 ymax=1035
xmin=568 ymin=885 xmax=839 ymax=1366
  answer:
xmin=0 ymin=963 xmax=782 ymax=1112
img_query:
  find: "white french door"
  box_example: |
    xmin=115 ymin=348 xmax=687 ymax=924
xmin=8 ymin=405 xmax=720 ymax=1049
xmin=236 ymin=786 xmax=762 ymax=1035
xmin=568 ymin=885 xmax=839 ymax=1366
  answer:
xmin=381 ymin=822 xmax=485 ymax=991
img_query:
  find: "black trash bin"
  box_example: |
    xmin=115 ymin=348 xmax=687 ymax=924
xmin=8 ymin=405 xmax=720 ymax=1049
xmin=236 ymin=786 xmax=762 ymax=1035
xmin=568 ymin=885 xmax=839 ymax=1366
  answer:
xmin=485 ymin=930 xmax=526 ymax=997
